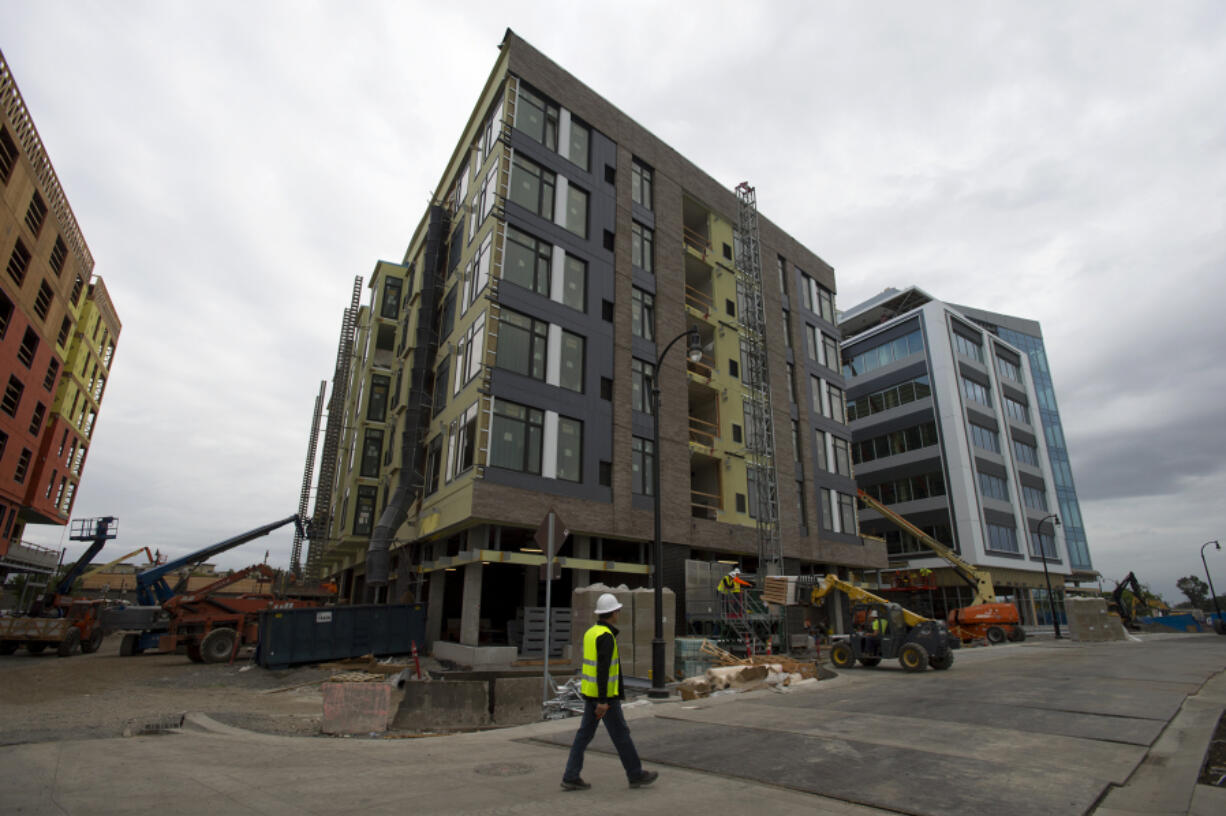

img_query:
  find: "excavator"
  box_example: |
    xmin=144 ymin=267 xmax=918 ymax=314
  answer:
xmin=773 ymin=573 xmax=959 ymax=672
xmin=858 ymin=489 xmax=1025 ymax=644
xmin=1109 ymin=572 xmax=1147 ymax=631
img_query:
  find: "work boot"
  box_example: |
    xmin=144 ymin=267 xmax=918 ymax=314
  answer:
xmin=629 ymin=770 xmax=659 ymax=788
xmin=561 ymin=777 xmax=591 ymax=791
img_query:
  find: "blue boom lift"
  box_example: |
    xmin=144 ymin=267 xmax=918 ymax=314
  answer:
xmin=102 ymin=515 xmax=303 ymax=656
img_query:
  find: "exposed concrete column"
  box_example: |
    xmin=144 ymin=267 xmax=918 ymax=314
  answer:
xmin=467 ymin=525 xmax=488 ymax=553
xmin=572 ymin=535 xmax=591 ymax=589
xmin=460 ymin=562 xmax=484 ymax=646
xmin=427 ymin=570 xmax=445 ymax=647
xmin=523 ymin=565 xmax=537 ymax=608
xmin=1026 ymin=588 xmax=1039 ymax=626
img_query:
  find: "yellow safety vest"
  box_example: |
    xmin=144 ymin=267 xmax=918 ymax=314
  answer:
xmin=717 ymin=575 xmax=741 ymax=594
xmin=872 ymin=618 xmax=887 ymax=634
xmin=580 ymin=623 xmax=620 ymax=698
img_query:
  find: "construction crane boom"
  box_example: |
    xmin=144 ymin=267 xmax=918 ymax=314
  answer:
xmin=856 ymin=489 xmax=996 ymax=605
xmin=82 ymin=547 xmax=156 ymax=578
xmin=804 ymin=573 xmax=932 ymax=628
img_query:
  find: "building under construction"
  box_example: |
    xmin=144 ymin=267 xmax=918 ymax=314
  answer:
xmin=303 ymin=30 xmax=882 ymax=660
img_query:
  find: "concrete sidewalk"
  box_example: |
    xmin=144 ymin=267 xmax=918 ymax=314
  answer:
xmin=2 ymin=635 xmax=1223 ymax=815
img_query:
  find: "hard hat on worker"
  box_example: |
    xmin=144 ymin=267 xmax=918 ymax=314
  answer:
xmin=595 ymin=592 xmax=623 ymax=615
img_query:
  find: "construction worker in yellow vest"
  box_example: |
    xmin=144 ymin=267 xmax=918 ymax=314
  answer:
xmin=870 ymin=608 xmax=888 ymax=636
xmin=561 ymin=593 xmax=658 ymax=791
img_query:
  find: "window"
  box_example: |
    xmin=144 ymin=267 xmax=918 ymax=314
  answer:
xmin=25 ymin=192 xmax=47 ymax=236
xmin=821 ymin=332 xmax=840 ymax=373
xmin=631 ymin=359 xmax=655 ymax=414
xmin=446 ymin=402 xmax=478 ymax=481
xmin=809 ymin=375 xmax=822 ymax=414
xmin=804 ymin=324 xmax=817 ymax=361
xmin=816 ymin=284 xmax=836 ymax=324
xmin=561 ymin=254 xmax=586 ymax=311
xmin=820 ymin=487 xmax=832 ymax=530
xmin=969 ymin=422 xmax=1000 ymax=453
xmin=1013 ymin=439 xmax=1039 ymax=466
xmin=567 ymin=120 xmax=590 ymax=171
xmin=7 ymin=239 xmax=31 ymax=286
xmin=978 ymin=471 xmax=1010 ymax=502
xmin=0 ymin=290 xmax=12 ymax=338
xmin=368 ymin=375 xmax=389 ymax=421
xmin=462 ymin=233 xmax=493 ymax=312
xmin=986 ymin=522 xmax=1020 ymax=554
xmin=777 ymin=256 xmax=788 ymax=295
xmin=800 ymin=273 xmax=814 ymax=311
xmin=57 ymin=316 xmax=72 ymax=348
xmin=961 ymin=376 xmax=990 ymax=406
xmin=496 ymin=309 xmax=547 ymax=381
xmin=846 ymin=375 xmax=932 ymax=422
xmin=509 ymin=155 xmax=555 ymax=220
xmin=781 ymin=310 xmax=792 ymax=348
xmin=1003 ymin=396 xmax=1030 ymax=424
xmin=490 ymin=400 xmax=544 ymax=475
xmin=832 ymin=436 xmax=851 ymax=477
xmin=503 ymin=226 xmax=550 ymax=297
xmin=431 ymin=357 xmax=449 ymax=417
xmin=17 ymin=328 xmax=38 ymax=368
xmin=564 ymin=184 xmax=588 ymax=238
xmin=560 ymin=330 xmax=585 ymax=393
xmin=843 ymin=329 xmax=923 ymax=378
xmin=631 ymin=160 xmax=653 ymax=209
xmin=2 ymin=376 xmax=23 ymax=417
xmin=838 ymin=492 xmax=857 ymax=534
xmin=515 ymin=85 xmax=558 ymax=151
xmin=423 ymin=435 xmax=443 ymax=495
xmin=0 ymin=126 xmax=18 ymax=183
xmin=785 ymin=363 xmax=796 ymax=404
xmin=28 ymin=402 xmax=45 ymax=436
xmin=952 ymin=332 xmax=984 ymax=363
xmin=380 ymin=277 xmax=402 ymax=320
xmin=471 ymin=164 xmax=499 ymax=238
xmin=353 ymin=486 xmax=377 ymax=536
xmin=70 ymin=274 xmax=84 ymax=305
xmin=1030 ymin=530 xmax=1057 ymax=559
xmin=791 ymin=420 xmax=801 ymax=462
xmin=1023 ymin=484 xmax=1049 ymax=511
xmin=359 ymin=429 xmax=383 ymax=477
xmin=861 ymin=471 xmax=946 ymax=505
xmin=826 ymin=383 xmax=845 ymax=423
xmin=851 ymin=421 xmax=939 ymax=464
xmin=996 ymin=355 xmax=1022 ymax=383
xmin=49 ymin=236 xmax=67 ymax=276
xmin=557 ymin=416 xmax=582 ymax=482
xmin=453 ymin=316 xmax=486 ymax=394
xmin=631 ymin=437 xmax=654 ymax=496
xmin=631 ymin=287 xmax=654 ymax=341
xmin=814 ymin=429 xmax=828 ymax=472
xmin=796 ymin=480 xmax=809 ymax=530
xmin=14 ymin=448 xmax=31 ymax=484
xmin=631 ymin=222 xmax=653 ymax=273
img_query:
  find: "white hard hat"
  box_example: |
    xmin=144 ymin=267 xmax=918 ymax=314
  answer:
xmin=731 ymin=567 xmax=741 ymax=575
xmin=595 ymin=592 xmax=623 ymax=615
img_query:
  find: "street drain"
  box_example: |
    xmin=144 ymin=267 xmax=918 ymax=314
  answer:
xmin=123 ymin=713 xmax=186 ymax=737
xmin=474 ymin=762 xmax=533 ymax=777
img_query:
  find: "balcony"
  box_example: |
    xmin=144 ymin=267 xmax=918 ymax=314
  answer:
xmin=690 ymin=451 xmax=723 ymax=521
xmin=0 ymin=540 xmax=60 ymax=573
xmin=683 ymin=196 xmax=712 ymax=261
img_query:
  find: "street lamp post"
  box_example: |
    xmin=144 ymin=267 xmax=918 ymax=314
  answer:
xmin=1037 ymin=514 xmax=1062 ymax=639
xmin=1200 ymin=540 xmax=1223 ymax=634
xmin=648 ymin=327 xmax=703 ymax=699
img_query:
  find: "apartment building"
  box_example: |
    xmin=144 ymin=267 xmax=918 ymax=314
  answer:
xmin=839 ymin=287 xmax=1085 ymax=625
xmin=307 ymin=30 xmax=882 ymax=652
xmin=0 ymin=50 xmax=121 ymax=578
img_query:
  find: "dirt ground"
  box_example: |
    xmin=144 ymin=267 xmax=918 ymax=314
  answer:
xmin=0 ymin=634 xmax=414 ymax=745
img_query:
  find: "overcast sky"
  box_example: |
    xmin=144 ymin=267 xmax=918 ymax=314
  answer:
xmin=4 ymin=1 xmax=1225 ymax=606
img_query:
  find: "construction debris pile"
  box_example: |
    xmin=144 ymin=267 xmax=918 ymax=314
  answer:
xmin=677 ymin=640 xmax=819 ymax=700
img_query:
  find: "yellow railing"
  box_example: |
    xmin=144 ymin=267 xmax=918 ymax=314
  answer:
xmin=687 ymin=353 xmax=715 ymax=379
xmin=683 ymin=225 xmax=711 ymax=256
xmin=688 ymin=416 xmax=718 ymax=447
xmin=691 ymin=488 xmax=721 ymax=520
xmin=685 ymin=283 xmax=715 ymax=314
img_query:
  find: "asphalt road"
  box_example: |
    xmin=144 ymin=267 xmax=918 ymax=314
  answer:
xmin=2 ymin=633 xmax=1224 ymax=815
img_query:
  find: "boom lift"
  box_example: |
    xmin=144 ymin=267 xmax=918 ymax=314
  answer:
xmin=101 ymin=515 xmax=303 ymax=656
xmin=776 ymin=573 xmax=958 ymax=672
xmin=857 ymin=489 xmax=1025 ymax=644
xmin=0 ymin=517 xmax=117 ymax=657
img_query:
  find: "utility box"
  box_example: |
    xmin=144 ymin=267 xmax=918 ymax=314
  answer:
xmin=257 ymin=603 xmax=425 ymax=668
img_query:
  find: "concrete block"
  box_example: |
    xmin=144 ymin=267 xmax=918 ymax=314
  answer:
xmin=392 ymin=680 xmax=490 ymax=731
xmin=492 ymin=676 xmax=545 ymax=726
xmin=322 ymin=682 xmax=393 ymax=735
xmin=1067 ymin=598 xmax=1128 ymax=642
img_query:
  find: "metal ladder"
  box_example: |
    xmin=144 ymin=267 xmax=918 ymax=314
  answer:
xmin=290 ymin=380 xmax=326 ymax=576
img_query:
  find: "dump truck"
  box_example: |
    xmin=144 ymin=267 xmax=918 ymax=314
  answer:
xmin=768 ymin=573 xmax=959 ymax=672
xmin=857 ymin=489 xmax=1025 ymax=644
xmin=0 ymin=517 xmax=116 ymax=657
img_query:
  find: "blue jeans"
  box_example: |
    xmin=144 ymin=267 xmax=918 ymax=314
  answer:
xmin=563 ymin=698 xmax=644 ymax=782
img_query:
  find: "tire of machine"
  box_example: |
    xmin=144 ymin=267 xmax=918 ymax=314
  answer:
xmin=57 ymin=628 xmax=81 ymax=658
xmin=199 ymin=628 xmax=238 ymax=664
xmin=186 ymin=643 xmax=205 ymax=663
xmin=1007 ymin=626 xmax=1027 ymax=642
xmin=26 ymin=643 xmax=48 ymax=654
xmin=985 ymin=626 xmax=1006 ymax=645
xmin=830 ymin=641 xmax=855 ymax=669
xmin=899 ymin=642 xmax=928 ymax=672
xmin=81 ymin=627 xmax=105 ymax=654
xmin=929 ymin=651 xmax=954 ymax=670
xmin=858 ymin=657 xmax=881 ymax=667
xmin=119 ymin=633 xmax=141 ymax=656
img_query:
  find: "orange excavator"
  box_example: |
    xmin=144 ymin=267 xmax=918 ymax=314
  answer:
xmin=857 ymin=490 xmax=1025 ymax=644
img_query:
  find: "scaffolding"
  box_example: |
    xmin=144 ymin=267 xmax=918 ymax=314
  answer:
xmin=305 ymin=276 xmax=363 ymax=581
xmin=290 ymin=380 xmax=326 ymax=576
xmin=732 ymin=181 xmax=782 ymax=652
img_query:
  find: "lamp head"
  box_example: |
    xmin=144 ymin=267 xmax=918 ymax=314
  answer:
xmin=1216 ymin=540 xmax=1221 ymax=551
xmin=1054 ymin=516 xmax=1061 ymax=527
xmin=686 ymin=327 xmax=703 ymax=363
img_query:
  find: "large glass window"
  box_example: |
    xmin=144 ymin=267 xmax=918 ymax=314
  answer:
xmin=562 ymin=254 xmax=586 ymax=312
xmin=1030 ymin=530 xmax=1058 ymax=559
xmin=354 ymin=486 xmax=377 ymax=536
xmin=631 ymin=359 xmax=655 ymax=414
xmin=454 ymin=317 xmax=486 ymax=395
xmin=816 ymin=284 xmax=836 ymax=324
xmin=986 ymin=522 xmax=1020 ymax=554
xmin=978 ymin=471 xmax=1010 ymax=502
xmin=447 ymin=403 xmax=478 ymax=481
xmin=557 ymin=416 xmax=582 ymax=482
xmin=1003 ymin=396 xmax=1030 ymax=424
xmin=509 ymin=155 xmax=555 ymax=220
xmin=368 ymin=375 xmax=390 ymax=422
xmin=832 ymin=436 xmax=851 ymax=477
xmin=380 ymin=277 xmax=402 ymax=320
xmin=632 ymin=287 xmax=654 ymax=341
xmin=969 ymin=422 xmax=1000 ymax=453
xmin=861 ymin=471 xmax=946 ymax=505
xmin=496 ymin=309 xmax=547 ymax=381
xmin=515 ymin=85 xmax=558 ymax=150
xmin=631 ymin=437 xmax=654 ymax=495
xmin=632 ymin=222 xmax=654 ymax=273
xmin=361 ymin=428 xmax=383 ymax=477
xmin=843 ymin=329 xmax=923 ymax=378
xmin=852 ymin=421 xmax=939 ymax=464
xmin=821 ymin=332 xmax=840 ymax=373
xmin=629 ymin=159 xmax=653 ymax=209
xmin=560 ymin=330 xmax=585 ymax=393
xmin=504 ymin=226 xmax=551 ymax=296
xmin=568 ymin=121 xmax=589 ymax=171
xmin=462 ymin=233 xmax=493 ymax=312
xmin=952 ymin=331 xmax=985 ymax=363
xmin=826 ymin=383 xmax=845 ymax=423
xmin=996 ymin=355 xmax=1022 ymax=383
xmin=1023 ymin=484 xmax=1049 ymax=511
xmin=1013 ymin=439 xmax=1040 ymax=466
xmin=565 ymin=184 xmax=588 ymax=238
xmin=847 ymin=375 xmax=932 ymax=422
xmin=490 ymin=400 xmax=544 ymax=475
xmin=961 ymin=376 xmax=991 ymax=406
xmin=838 ymin=492 xmax=857 ymax=534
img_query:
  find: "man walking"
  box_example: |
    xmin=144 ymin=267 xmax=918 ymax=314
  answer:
xmin=561 ymin=592 xmax=659 ymax=791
